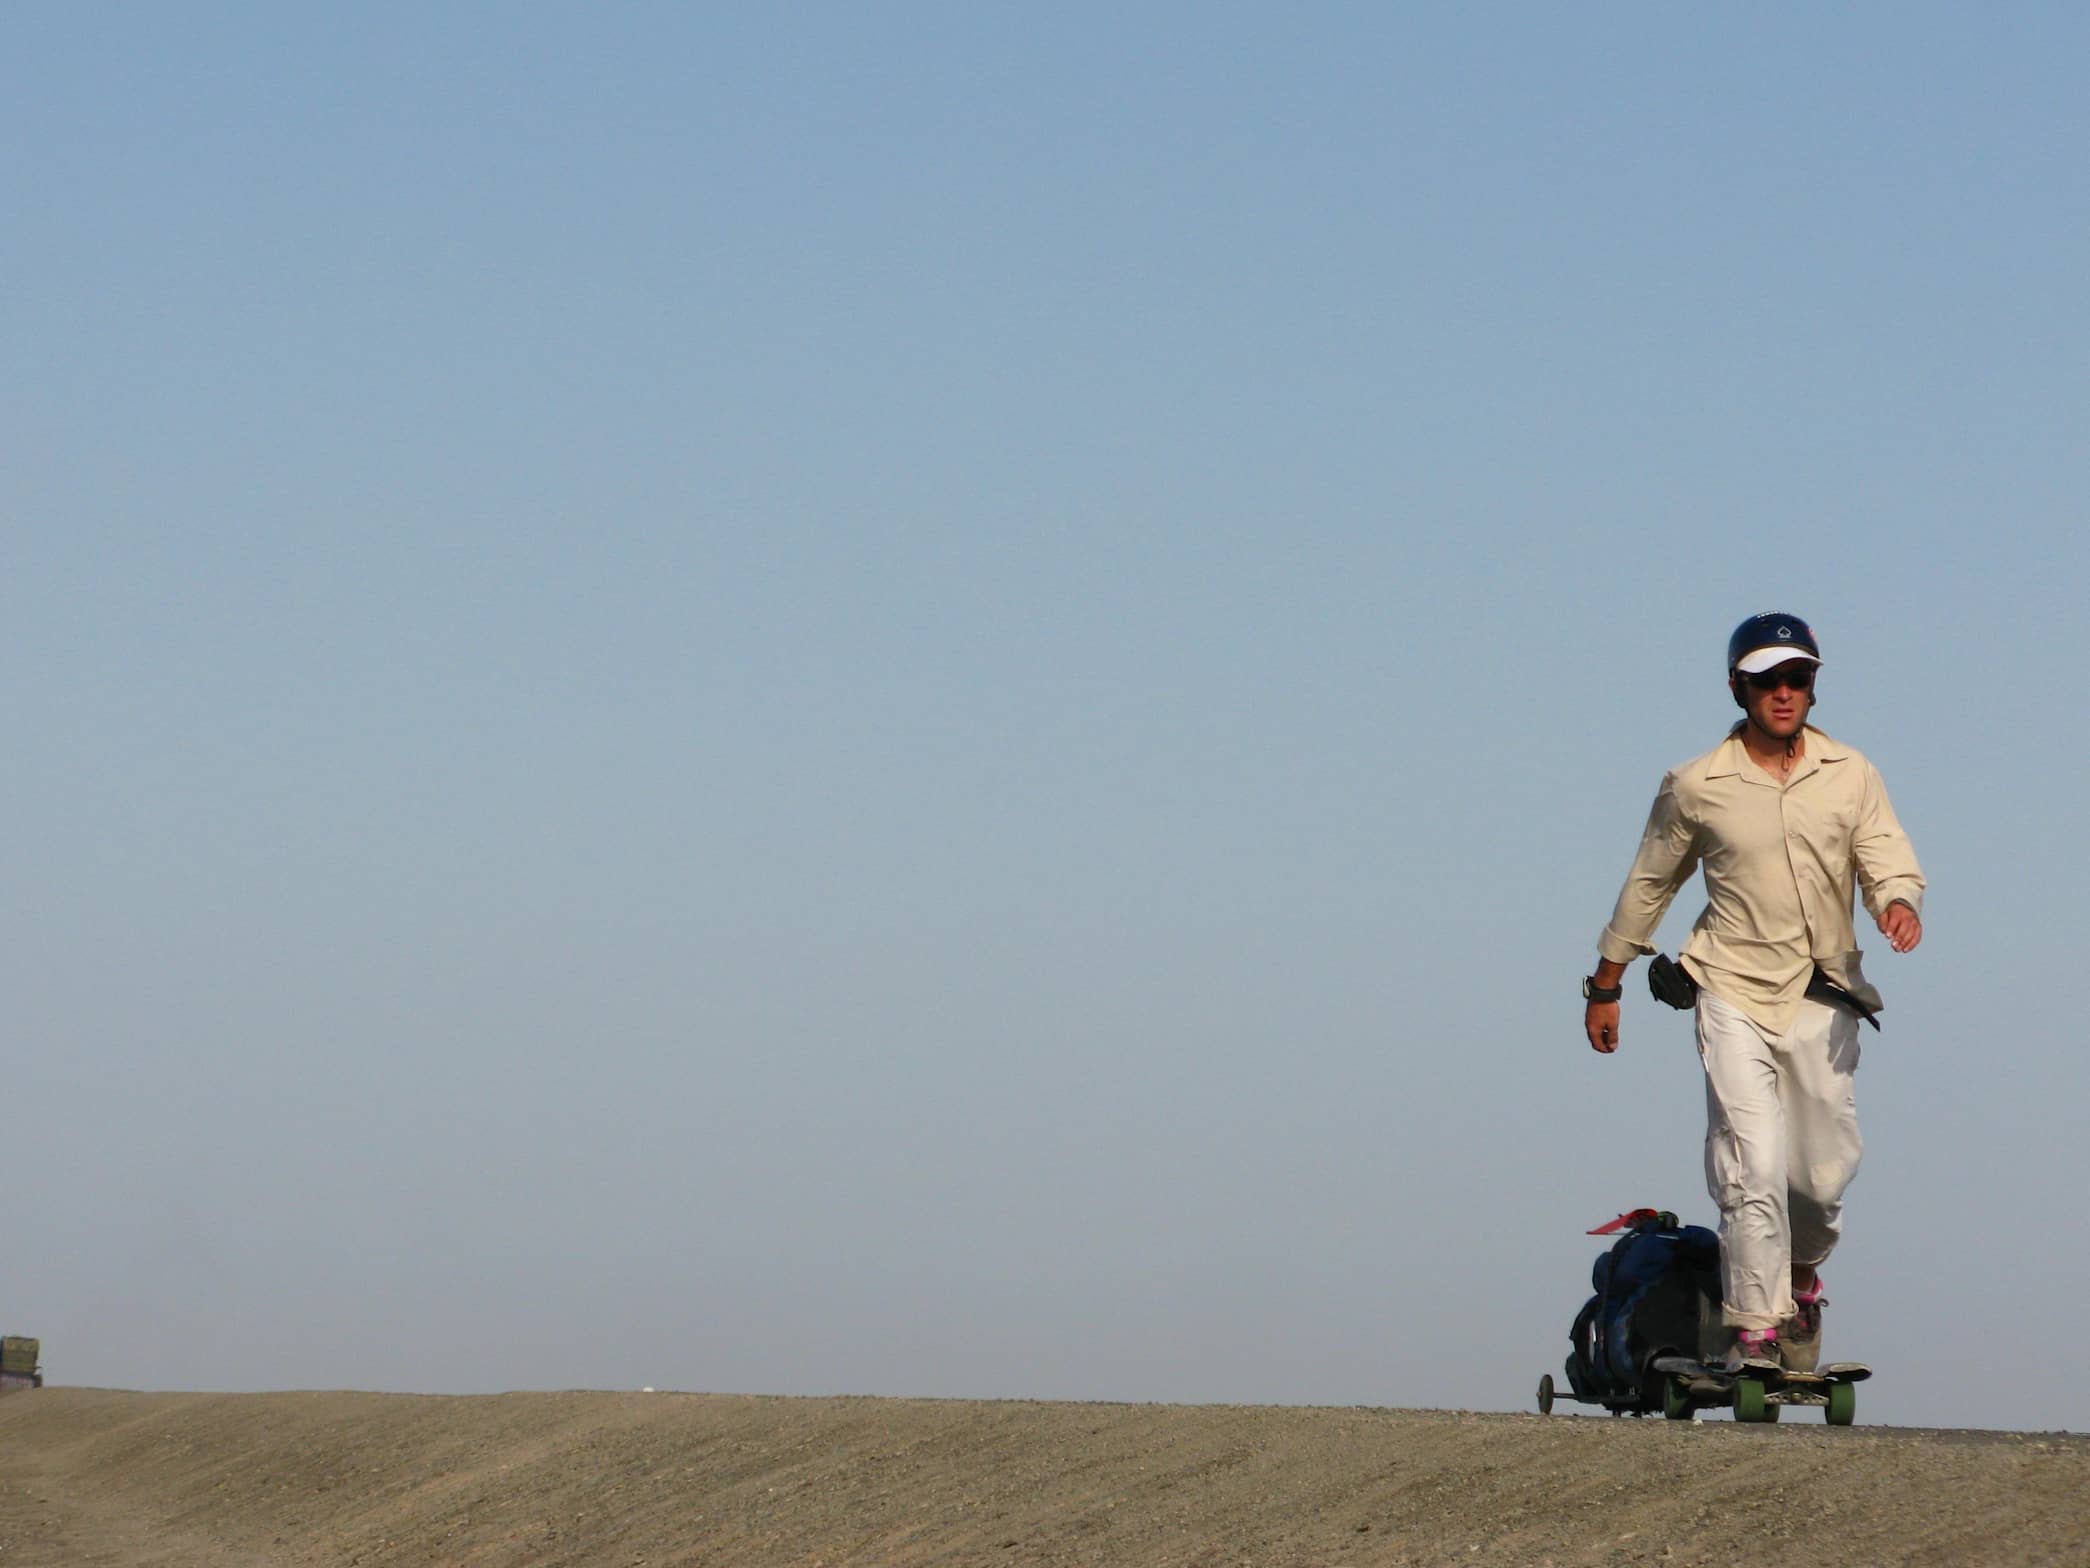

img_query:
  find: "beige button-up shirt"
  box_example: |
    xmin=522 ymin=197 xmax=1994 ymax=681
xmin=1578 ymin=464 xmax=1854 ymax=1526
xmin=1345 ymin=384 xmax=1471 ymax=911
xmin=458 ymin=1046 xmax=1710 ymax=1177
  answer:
xmin=1598 ymin=725 xmax=1925 ymax=1034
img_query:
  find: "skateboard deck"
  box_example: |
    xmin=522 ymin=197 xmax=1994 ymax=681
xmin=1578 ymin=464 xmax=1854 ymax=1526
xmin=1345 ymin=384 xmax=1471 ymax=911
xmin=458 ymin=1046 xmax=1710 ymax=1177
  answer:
xmin=1648 ymin=1356 xmax=1870 ymax=1424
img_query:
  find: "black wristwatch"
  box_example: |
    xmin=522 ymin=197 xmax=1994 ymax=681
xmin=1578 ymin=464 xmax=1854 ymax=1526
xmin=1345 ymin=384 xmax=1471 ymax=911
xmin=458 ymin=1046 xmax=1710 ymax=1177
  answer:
xmin=1582 ymin=975 xmax=1623 ymax=1003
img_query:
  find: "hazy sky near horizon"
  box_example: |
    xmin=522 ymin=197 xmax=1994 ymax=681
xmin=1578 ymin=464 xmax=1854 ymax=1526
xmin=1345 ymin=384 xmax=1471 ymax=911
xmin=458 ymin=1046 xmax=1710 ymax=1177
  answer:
xmin=7 ymin=5 xmax=2087 ymax=1431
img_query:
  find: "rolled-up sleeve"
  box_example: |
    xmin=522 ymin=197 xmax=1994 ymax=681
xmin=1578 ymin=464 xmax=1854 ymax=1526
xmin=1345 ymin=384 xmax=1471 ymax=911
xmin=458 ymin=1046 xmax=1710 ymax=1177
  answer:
xmin=1597 ymin=772 xmax=1702 ymax=964
xmin=1853 ymin=761 xmax=1925 ymax=921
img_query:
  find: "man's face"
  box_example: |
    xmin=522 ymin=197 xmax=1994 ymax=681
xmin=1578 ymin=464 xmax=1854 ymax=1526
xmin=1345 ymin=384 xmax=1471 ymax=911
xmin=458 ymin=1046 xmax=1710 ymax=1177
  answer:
xmin=1731 ymin=660 xmax=1816 ymax=740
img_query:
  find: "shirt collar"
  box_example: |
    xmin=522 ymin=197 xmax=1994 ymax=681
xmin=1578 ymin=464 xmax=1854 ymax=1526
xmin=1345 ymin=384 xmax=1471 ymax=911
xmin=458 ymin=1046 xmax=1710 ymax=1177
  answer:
xmin=1706 ymin=726 xmax=1848 ymax=782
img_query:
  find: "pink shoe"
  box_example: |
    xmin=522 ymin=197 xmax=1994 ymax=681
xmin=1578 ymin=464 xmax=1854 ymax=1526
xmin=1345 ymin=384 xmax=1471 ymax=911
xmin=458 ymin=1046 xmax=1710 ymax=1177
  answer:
xmin=1783 ymin=1277 xmax=1828 ymax=1372
xmin=1722 ymin=1327 xmax=1781 ymax=1373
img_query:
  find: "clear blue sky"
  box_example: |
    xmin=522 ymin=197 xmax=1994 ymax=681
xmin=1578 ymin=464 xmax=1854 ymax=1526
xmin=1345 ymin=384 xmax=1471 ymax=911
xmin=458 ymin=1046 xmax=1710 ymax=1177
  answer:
xmin=7 ymin=4 xmax=2086 ymax=1430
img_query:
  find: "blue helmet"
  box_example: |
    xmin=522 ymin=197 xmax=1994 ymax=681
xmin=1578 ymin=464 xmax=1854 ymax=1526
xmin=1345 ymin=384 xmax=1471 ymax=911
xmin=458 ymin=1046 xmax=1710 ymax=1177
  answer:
xmin=1726 ymin=612 xmax=1821 ymax=675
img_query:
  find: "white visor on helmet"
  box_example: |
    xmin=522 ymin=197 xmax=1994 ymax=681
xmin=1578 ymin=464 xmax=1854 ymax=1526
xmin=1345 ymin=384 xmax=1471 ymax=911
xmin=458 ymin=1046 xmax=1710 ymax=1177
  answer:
xmin=1734 ymin=646 xmax=1823 ymax=675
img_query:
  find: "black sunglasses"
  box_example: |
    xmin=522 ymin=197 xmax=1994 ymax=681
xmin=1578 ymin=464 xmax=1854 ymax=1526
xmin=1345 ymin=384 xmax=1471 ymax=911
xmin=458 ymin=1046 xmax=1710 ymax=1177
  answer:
xmin=1741 ymin=664 xmax=1816 ymax=693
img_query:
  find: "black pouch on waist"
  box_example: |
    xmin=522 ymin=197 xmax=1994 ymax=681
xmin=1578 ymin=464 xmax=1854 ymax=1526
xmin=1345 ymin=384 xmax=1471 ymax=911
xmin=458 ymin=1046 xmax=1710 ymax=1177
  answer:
xmin=1648 ymin=953 xmax=1700 ymax=1010
xmin=1805 ymin=966 xmax=1882 ymax=1031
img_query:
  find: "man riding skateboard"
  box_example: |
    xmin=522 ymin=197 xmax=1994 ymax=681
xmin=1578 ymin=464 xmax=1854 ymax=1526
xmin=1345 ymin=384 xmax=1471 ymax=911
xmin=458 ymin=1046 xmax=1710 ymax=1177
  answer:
xmin=1582 ymin=613 xmax=1925 ymax=1373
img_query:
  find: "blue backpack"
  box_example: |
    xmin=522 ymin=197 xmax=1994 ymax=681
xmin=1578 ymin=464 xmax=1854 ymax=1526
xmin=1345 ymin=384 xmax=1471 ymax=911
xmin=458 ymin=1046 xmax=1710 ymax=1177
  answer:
xmin=1563 ymin=1209 xmax=1722 ymax=1403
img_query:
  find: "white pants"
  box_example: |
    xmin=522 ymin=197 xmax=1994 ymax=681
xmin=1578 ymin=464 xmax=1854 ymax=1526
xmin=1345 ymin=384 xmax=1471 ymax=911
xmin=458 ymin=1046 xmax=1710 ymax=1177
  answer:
xmin=1695 ymin=991 xmax=1863 ymax=1330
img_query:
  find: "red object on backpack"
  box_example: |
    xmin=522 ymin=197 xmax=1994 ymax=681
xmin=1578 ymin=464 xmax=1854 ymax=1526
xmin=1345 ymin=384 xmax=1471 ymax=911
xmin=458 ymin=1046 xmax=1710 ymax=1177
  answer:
xmin=1586 ymin=1208 xmax=1663 ymax=1236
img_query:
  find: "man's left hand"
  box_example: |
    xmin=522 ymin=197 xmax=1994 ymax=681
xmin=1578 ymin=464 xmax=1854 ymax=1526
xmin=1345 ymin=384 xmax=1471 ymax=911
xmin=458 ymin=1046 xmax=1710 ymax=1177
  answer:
xmin=1878 ymin=901 xmax=1922 ymax=954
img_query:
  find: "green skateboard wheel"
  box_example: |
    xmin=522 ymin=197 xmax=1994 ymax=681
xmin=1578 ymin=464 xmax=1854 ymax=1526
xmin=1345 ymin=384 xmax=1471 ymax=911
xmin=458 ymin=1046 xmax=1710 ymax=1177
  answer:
xmin=1663 ymin=1377 xmax=1692 ymax=1421
xmin=1826 ymin=1381 xmax=1856 ymax=1426
xmin=1733 ymin=1378 xmax=1769 ymax=1423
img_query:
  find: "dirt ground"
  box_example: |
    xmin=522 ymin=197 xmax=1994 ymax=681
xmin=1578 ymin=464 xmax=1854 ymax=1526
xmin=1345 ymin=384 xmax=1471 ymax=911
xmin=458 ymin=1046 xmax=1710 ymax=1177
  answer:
xmin=0 ymin=1388 xmax=2084 ymax=1567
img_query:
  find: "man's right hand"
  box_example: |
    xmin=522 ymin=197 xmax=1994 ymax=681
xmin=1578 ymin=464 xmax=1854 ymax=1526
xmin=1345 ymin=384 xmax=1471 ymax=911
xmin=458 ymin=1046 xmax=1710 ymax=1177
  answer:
xmin=1584 ymin=958 xmax=1628 ymax=1053
xmin=1586 ymin=1001 xmax=1620 ymax=1054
